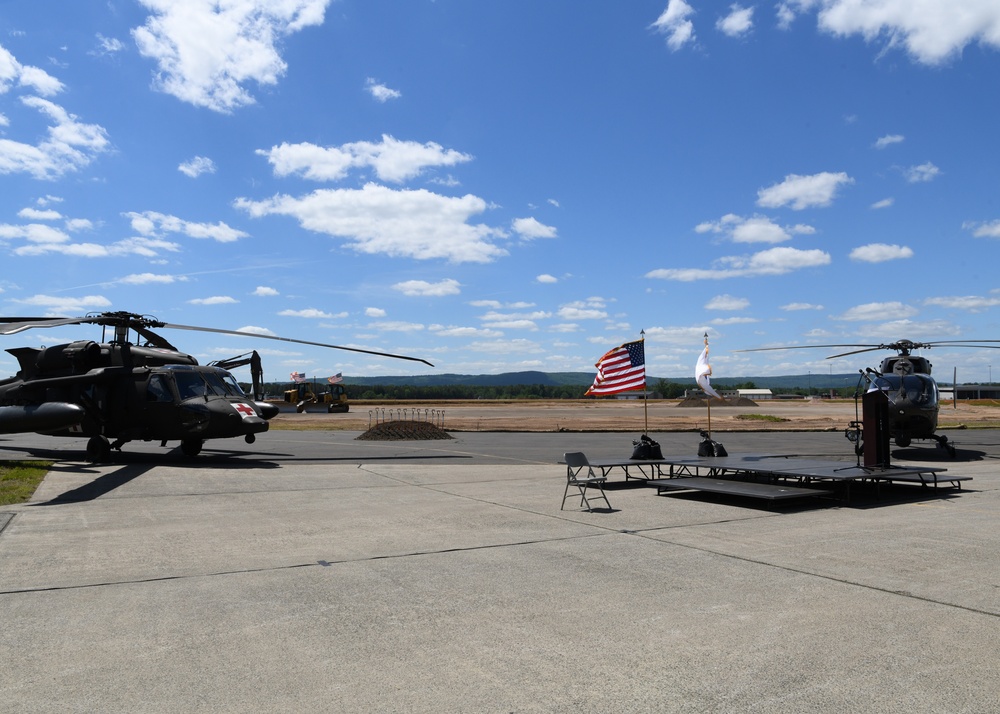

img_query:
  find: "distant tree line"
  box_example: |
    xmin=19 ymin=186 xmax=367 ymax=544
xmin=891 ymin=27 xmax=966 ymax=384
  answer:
xmin=249 ymin=379 xmax=859 ymax=401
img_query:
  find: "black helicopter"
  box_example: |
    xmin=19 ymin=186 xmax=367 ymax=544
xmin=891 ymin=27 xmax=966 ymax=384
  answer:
xmin=0 ymin=311 xmax=432 ymax=461
xmin=739 ymin=339 xmax=1000 ymax=455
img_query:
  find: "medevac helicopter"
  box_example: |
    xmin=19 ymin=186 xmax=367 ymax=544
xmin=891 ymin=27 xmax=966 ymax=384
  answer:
xmin=738 ymin=339 xmax=1000 ymax=456
xmin=0 ymin=311 xmax=432 ymax=461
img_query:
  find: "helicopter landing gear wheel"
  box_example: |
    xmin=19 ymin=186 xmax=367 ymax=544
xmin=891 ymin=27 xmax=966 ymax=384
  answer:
xmin=86 ymin=436 xmax=111 ymax=463
xmin=181 ymin=439 xmax=204 ymax=457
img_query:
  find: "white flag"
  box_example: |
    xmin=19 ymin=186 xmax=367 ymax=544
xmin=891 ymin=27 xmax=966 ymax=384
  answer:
xmin=695 ymin=346 xmax=721 ymax=399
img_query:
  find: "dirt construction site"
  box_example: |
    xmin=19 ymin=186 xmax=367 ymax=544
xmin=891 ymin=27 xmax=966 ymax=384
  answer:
xmin=270 ymin=397 xmax=1000 ymax=434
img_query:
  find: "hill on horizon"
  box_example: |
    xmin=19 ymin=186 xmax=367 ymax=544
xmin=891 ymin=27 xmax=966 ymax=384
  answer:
xmin=339 ymin=371 xmax=864 ymax=391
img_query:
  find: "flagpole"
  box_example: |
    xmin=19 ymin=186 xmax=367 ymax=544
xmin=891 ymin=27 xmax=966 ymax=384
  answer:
xmin=641 ymin=330 xmax=647 ymax=435
xmin=704 ymin=333 xmax=711 ymax=438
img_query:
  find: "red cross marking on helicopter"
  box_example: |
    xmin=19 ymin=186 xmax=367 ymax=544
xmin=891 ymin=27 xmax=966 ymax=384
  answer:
xmin=233 ymin=403 xmax=257 ymax=418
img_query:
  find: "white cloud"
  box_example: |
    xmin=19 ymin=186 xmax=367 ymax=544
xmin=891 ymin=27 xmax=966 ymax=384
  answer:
xmin=711 ymin=316 xmax=759 ymax=325
xmin=833 ymin=301 xmax=918 ymax=322
xmin=178 ymin=155 xmax=216 ymax=177
xmin=924 ymin=295 xmax=1000 ymax=311
xmin=904 ymin=161 xmax=941 ymax=183
xmin=512 ymin=217 xmax=557 ymax=240
xmin=874 ymin=133 xmax=905 ymax=149
xmin=0 ymin=44 xmax=64 ymax=96
xmin=188 ymin=295 xmax=238 ymax=305
xmin=871 ymin=197 xmax=894 ymax=209
xmin=17 ymin=207 xmax=61 ymax=221
xmin=780 ymin=302 xmax=824 ymax=311
xmin=365 ymin=77 xmax=401 ymax=102
xmin=277 ymin=308 xmax=336 ymax=318
xmin=651 ymin=0 xmax=696 ymax=50
xmin=964 ymin=219 xmax=1000 ymax=238
xmin=234 ymin=325 xmax=276 ymax=336
xmin=253 ymin=286 xmax=279 ymax=296
xmin=95 ymin=34 xmax=126 ymax=55
xmin=12 ymin=294 xmax=111 ymax=315
xmin=705 ymin=294 xmax=749 ymax=310
xmin=257 ymin=135 xmax=473 ymax=184
xmin=849 ymin=243 xmax=914 ymax=262
xmin=646 ymin=246 xmax=831 ymax=281
xmin=802 ymin=0 xmax=1000 ymax=65
xmin=131 ymin=0 xmax=330 ymax=113
xmin=429 ymin=325 xmax=503 ymax=338
xmin=0 ymin=96 xmax=110 ymax=180
xmin=370 ymin=320 xmax=424 ymax=332
xmin=392 ymin=278 xmax=462 ymax=297
xmin=717 ymin=5 xmax=754 ymax=38
xmin=696 ymin=213 xmax=814 ymax=244
xmin=120 ymin=272 xmax=181 ymax=285
xmin=536 ymin=274 xmax=558 ymax=284
xmin=236 ymin=183 xmax=508 ymax=263
xmin=365 ymin=307 xmax=387 ymax=317
xmin=125 ymin=211 xmax=248 ymax=242
xmin=757 ymin=171 xmax=853 ymax=210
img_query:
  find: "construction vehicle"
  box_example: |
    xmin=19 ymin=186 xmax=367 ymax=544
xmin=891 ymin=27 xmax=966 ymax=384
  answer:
xmin=209 ymin=350 xmax=264 ymax=400
xmin=283 ymin=381 xmax=350 ymax=413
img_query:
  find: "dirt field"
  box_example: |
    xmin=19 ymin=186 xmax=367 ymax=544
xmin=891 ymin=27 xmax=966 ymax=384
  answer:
xmin=270 ymin=398 xmax=1000 ymax=433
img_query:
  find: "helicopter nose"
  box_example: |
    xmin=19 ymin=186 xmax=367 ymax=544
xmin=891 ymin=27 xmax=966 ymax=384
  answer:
xmin=255 ymin=401 xmax=280 ymax=420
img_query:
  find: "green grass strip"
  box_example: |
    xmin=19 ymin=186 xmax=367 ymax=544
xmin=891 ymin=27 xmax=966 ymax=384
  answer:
xmin=0 ymin=460 xmax=52 ymax=506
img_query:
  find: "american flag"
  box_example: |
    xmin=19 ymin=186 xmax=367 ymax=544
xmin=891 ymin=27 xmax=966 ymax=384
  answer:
xmin=585 ymin=339 xmax=646 ymax=396
xmin=328 ymin=372 xmax=343 ymax=384
xmin=290 ymin=371 xmax=306 ymax=383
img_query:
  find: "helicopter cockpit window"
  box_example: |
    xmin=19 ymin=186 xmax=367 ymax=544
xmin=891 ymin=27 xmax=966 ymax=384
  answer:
xmin=219 ymin=371 xmax=246 ymax=396
xmin=201 ymin=371 xmax=232 ymax=397
xmin=869 ymin=375 xmax=938 ymax=406
xmin=146 ymin=374 xmax=173 ymax=402
xmin=175 ymin=371 xmax=209 ymax=400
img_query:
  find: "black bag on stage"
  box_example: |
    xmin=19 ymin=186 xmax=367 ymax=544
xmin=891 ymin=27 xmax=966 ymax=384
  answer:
xmin=631 ymin=435 xmax=663 ymax=460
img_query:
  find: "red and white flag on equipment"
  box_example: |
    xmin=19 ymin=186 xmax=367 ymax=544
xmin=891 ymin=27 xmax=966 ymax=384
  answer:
xmin=695 ymin=338 xmax=721 ymax=399
xmin=290 ymin=371 xmax=306 ymax=383
xmin=328 ymin=373 xmax=343 ymax=384
xmin=585 ymin=339 xmax=646 ymax=396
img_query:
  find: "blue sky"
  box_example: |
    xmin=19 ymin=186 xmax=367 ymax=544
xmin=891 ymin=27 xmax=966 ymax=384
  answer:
xmin=2 ymin=0 xmax=1000 ymax=385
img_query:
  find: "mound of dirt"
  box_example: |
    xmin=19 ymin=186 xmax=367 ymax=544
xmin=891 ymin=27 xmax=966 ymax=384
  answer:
xmin=676 ymin=396 xmax=759 ymax=408
xmin=355 ymin=420 xmax=454 ymax=441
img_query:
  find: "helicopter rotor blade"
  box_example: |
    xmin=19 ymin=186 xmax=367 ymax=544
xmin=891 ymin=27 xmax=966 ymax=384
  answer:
xmin=0 ymin=316 xmax=96 ymax=335
xmin=733 ymin=343 xmax=877 ymax=353
xmin=162 ymin=322 xmax=435 ymax=367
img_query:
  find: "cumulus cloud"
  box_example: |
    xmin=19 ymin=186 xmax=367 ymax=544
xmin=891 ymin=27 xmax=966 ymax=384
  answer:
xmin=874 ymin=133 xmax=905 ymax=149
xmin=512 ymin=217 xmax=557 ymax=240
xmin=365 ymin=307 xmax=387 ymax=317
xmin=12 ymin=293 xmax=111 ymax=315
xmin=125 ymin=210 xmax=249 ymax=242
xmin=392 ymin=278 xmax=462 ymax=297
xmin=871 ymin=198 xmax=894 ymax=209
xmin=833 ymin=301 xmax=918 ymax=322
xmin=924 ymin=295 xmax=1000 ymax=311
xmin=780 ymin=302 xmax=824 ymax=311
xmin=850 ymin=243 xmax=913 ymax=263
xmin=849 ymin=243 xmax=914 ymax=262
xmin=705 ymin=294 xmax=749 ymax=310
xmin=904 ymin=161 xmax=941 ymax=183
xmin=253 ymin=286 xmax=279 ymax=296
xmin=131 ymin=0 xmax=330 ymax=112
xmin=257 ymin=135 xmax=473 ymax=183
xmin=277 ymin=308 xmax=337 ymax=318
xmin=0 ymin=44 xmax=64 ymax=96
xmin=0 ymin=94 xmax=110 ymax=180
xmin=646 ymin=246 xmax=831 ymax=281
xmin=120 ymin=273 xmax=183 ymax=285
xmin=696 ymin=214 xmax=814 ymax=244
xmin=964 ymin=219 xmax=1000 ymax=238
xmin=188 ymin=296 xmax=238 ymax=305
xmin=757 ymin=171 xmax=853 ymax=210
xmin=717 ymin=4 xmax=754 ymax=37
xmin=365 ymin=77 xmax=401 ymax=102
xmin=795 ymin=0 xmax=1000 ymax=65
xmin=650 ymin=0 xmax=696 ymax=50
xmin=236 ymin=183 xmax=508 ymax=263
xmin=536 ymin=274 xmax=558 ymax=284
xmin=178 ymin=155 xmax=216 ymax=177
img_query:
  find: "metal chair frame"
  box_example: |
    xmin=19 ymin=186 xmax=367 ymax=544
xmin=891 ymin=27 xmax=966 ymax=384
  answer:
xmin=562 ymin=452 xmax=612 ymax=511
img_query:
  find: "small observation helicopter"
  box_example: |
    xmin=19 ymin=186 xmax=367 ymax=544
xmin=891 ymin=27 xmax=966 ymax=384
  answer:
xmin=0 ymin=311 xmax=432 ymax=462
xmin=738 ymin=339 xmax=1000 ymax=456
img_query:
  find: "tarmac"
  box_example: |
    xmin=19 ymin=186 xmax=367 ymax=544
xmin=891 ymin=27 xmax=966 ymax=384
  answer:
xmin=1 ymin=429 xmax=999 ymax=712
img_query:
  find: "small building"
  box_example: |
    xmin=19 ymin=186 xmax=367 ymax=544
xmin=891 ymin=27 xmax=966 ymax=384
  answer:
xmin=939 ymin=384 xmax=1000 ymax=401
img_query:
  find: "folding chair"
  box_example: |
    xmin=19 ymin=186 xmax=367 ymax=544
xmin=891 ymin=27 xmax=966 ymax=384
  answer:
xmin=562 ymin=452 xmax=612 ymax=511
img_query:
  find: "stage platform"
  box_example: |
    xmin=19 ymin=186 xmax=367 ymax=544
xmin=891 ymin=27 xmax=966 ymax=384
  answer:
xmin=587 ymin=453 xmax=969 ymax=503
